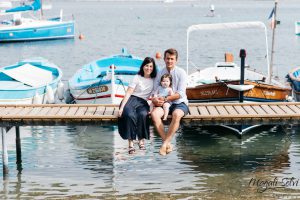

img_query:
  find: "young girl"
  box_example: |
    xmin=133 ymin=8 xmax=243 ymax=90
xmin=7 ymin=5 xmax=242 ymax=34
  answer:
xmin=152 ymin=74 xmax=174 ymax=120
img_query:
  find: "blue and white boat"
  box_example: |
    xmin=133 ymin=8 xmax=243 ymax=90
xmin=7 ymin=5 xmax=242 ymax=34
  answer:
xmin=287 ymin=66 xmax=300 ymax=101
xmin=0 ymin=58 xmax=64 ymax=104
xmin=0 ymin=0 xmax=75 ymax=42
xmin=68 ymin=49 xmax=143 ymax=104
xmin=295 ymin=21 xmax=300 ymax=36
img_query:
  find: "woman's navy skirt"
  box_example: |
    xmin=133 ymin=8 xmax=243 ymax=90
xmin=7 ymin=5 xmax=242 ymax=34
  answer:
xmin=118 ymin=95 xmax=150 ymax=140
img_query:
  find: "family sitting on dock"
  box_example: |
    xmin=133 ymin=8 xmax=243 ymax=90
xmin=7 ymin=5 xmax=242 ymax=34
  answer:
xmin=118 ymin=48 xmax=188 ymax=155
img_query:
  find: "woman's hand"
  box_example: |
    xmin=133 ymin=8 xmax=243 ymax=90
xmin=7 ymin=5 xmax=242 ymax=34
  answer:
xmin=152 ymin=97 xmax=164 ymax=107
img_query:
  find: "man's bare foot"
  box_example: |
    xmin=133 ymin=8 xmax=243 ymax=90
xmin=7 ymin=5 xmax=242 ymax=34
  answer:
xmin=166 ymin=144 xmax=173 ymax=154
xmin=159 ymin=145 xmax=167 ymax=156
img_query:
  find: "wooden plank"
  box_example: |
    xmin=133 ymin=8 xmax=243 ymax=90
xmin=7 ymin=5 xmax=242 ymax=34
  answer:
xmin=75 ymin=107 xmax=88 ymax=116
xmin=234 ymin=105 xmax=247 ymax=115
xmin=38 ymin=107 xmax=52 ymax=116
xmin=243 ymin=105 xmax=257 ymax=115
xmin=46 ymin=107 xmax=60 ymax=116
xmin=104 ymin=107 xmax=114 ymax=115
xmin=251 ymin=105 xmax=267 ymax=115
xmin=0 ymin=107 xmax=15 ymax=116
xmin=113 ymin=107 xmax=119 ymax=116
xmin=215 ymin=106 xmax=228 ymax=115
xmin=279 ymin=105 xmax=296 ymax=115
xmin=287 ymin=105 xmax=300 ymax=113
xmin=197 ymin=106 xmax=210 ymax=116
xmin=206 ymin=106 xmax=219 ymax=116
xmin=56 ymin=107 xmax=70 ymax=116
xmin=94 ymin=106 xmax=105 ymax=116
xmin=65 ymin=107 xmax=79 ymax=116
xmin=27 ymin=107 xmax=42 ymax=116
xmin=216 ymin=106 xmax=229 ymax=115
xmin=224 ymin=105 xmax=238 ymax=115
xmin=84 ymin=107 xmax=97 ymax=116
xmin=261 ymin=105 xmax=276 ymax=115
xmin=5 ymin=107 xmax=24 ymax=116
xmin=189 ymin=106 xmax=199 ymax=115
xmin=15 ymin=107 xmax=33 ymax=116
xmin=269 ymin=105 xmax=286 ymax=115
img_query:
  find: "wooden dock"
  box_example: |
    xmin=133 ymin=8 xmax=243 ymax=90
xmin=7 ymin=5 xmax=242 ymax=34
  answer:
xmin=2 ymin=101 xmax=300 ymax=176
xmin=1 ymin=102 xmax=300 ymax=126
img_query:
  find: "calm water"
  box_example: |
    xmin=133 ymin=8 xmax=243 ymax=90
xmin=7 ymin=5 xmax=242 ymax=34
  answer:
xmin=1 ymin=0 xmax=300 ymax=199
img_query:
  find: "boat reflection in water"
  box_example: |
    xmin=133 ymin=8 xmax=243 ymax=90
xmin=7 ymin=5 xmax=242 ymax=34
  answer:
xmin=176 ymin=125 xmax=300 ymax=198
xmin=1 ymin=125 xmax=300 ymax=199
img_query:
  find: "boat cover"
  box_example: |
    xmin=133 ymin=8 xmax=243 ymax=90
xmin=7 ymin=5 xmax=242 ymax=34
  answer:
xmin=2 ymin=0 xmax=41 ymax=13
xmin=2 ymin=63 xmax=52 ymax=87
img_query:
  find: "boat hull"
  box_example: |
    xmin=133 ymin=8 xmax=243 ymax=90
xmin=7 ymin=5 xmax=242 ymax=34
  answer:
xmin=287 ymin=66 xmax=300 ymax=101
xmin=0 ymin=21 xmax=75 ymax=42
xmin=68 ymin=50 xmax=143 ymax=104
xmin=0 ymin=58 xmax=63 ymax=104
xmin=187 ymin=80 xmax=291 ymax=103
xmin=296 ymin=21 xmax=300 ymax=35
xmin=70 ymin=82 xmax=129 ymax=104
xmin=0 ymin=88 xmax=58 ymax=104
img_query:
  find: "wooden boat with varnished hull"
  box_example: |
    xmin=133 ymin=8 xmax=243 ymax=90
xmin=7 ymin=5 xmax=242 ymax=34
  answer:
xmin=185 ymin=21 xmax=292 ymax=134
xmin=187 ymin=80 xmax=291 ymax=103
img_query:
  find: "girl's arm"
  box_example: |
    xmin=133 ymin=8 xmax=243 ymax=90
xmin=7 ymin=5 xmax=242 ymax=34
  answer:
xmin=118 ymin=87 xmax=134 ymax=117
xmin=168 ymin=88 xmax=174 ymax=96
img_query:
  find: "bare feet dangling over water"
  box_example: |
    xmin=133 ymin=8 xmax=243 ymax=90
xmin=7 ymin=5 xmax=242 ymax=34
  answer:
xmin=166 ymin=144 xmax=173 ymax=154
xmin=159 ymin=143 xmax=173 ymax=155
xmin=159 ymin=144 xmax=167 ymax=156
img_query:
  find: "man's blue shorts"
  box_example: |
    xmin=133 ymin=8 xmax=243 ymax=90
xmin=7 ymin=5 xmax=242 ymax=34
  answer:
xmin=169 ymin=102 xmax=189 ymax=116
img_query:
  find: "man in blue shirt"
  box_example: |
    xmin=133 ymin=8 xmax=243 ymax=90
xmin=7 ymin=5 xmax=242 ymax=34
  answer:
xmin=151 ymin=48 xmax=189 ymax=156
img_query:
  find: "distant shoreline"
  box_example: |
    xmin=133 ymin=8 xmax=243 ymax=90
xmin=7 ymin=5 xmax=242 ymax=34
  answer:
xmin=56 ymin=0 xmax=279 ymax=2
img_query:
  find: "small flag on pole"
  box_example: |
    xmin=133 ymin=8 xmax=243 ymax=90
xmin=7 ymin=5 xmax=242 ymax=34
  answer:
xmin=268 ymin=8 xmax=276 ymax=29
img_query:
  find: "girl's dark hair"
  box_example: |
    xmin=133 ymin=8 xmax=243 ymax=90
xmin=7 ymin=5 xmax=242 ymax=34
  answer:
xmin=138 ymin=57 xmax=157 ymax=78
xmin=160 ymin=74 xmax=172 ymax=87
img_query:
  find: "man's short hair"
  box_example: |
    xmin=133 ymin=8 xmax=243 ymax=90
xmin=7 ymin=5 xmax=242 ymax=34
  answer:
xmin=164 ymin=48 xmax=178 ymax=60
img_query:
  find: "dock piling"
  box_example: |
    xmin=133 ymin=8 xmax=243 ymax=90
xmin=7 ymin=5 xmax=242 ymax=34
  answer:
xmin=1 ymin=127 xmax=9 ymax=175
xmin=15 ymin=126 xmax=22 ymax=172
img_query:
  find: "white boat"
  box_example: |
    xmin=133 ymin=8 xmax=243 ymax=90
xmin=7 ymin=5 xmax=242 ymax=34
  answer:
xmin=0 ymin=58 xmax=64 ymax=104
xmin=67 ymin=49 xmax=143 ymax=104
xmin=163 ymin=0 xmax=174 ymax=3
xmin=287 ymin=66 xmax=300 ymax=101
xmin=0 ymin=2 xmax=12 ymax=8
xmin=186 ymin=21 xmax=291 ymax=103
xmin=0 ymin=0 xmax=75 ymax=42
xmin=185 ymin=21 xmax=291 ymax=135
xmin=295 ymin=21 xmax=300 ymax=35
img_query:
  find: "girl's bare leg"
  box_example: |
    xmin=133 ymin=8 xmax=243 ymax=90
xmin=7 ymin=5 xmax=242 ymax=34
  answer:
xmin=162 ymin=102 xmax=171 ymax=121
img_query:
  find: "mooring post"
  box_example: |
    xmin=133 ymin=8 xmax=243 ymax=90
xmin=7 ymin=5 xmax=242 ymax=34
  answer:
xmin=239 ymin=49 xmax=246 ymax=103
xmin=15 ymin=126 xmax=22 ymax=172
xmin=1 ymin=127 xmax=9 ymax=175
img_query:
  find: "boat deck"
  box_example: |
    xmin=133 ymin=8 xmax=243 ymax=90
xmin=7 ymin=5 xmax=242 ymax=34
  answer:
xmin=1 ymin=102 xmax=300 ymax=126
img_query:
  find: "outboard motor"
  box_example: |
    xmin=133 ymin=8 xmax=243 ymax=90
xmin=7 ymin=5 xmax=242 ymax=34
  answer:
xmin=64 ymin=88 xmax=75 ymax=104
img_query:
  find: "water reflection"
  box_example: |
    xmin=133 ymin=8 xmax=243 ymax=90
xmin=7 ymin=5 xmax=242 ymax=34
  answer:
xmin=177 ymin=125 xmax=291 ymax=173
xmin=176 ymin=125 xmax=300 ymax=198
xmin=1 ymin=125 xmax=300 ymax=199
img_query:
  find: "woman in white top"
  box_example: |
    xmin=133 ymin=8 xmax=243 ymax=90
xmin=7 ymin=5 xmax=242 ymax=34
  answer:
xmin=118 ymin=57 xmax=157 ymax=154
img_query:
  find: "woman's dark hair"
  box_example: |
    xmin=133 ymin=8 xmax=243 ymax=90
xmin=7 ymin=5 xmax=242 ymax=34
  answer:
xmin=138 ymin=57 xmax=157 ymax=78
xmin=160 ymin=74 xmax=172 ymax=87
